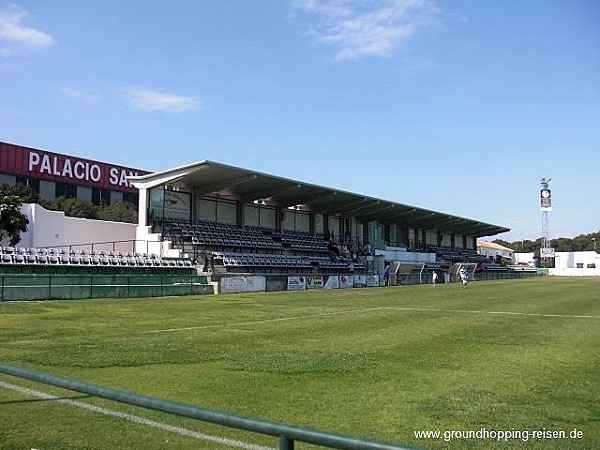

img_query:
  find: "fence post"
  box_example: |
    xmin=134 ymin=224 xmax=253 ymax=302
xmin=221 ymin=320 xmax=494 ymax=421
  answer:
xmin=279 ymin=435 xmax=295 ymax=450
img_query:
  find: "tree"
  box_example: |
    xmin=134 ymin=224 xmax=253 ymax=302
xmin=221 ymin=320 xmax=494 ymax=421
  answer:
xmin=494 ymin=231 xmax=600 ymax=254
xmin=97 ymin=201 xmax=138 ymax=223
xmin=39 ymin=197 xmax=138 ymax=223
xmin=0 ymin=183 xmax=40 ymax=203
xmin=41 ymin=196 xmax=99 ymax=219
xmin=0 ymin=195 xmax=29 ymax=246
xmin=551 ymin=237 xmax=572 ymax=252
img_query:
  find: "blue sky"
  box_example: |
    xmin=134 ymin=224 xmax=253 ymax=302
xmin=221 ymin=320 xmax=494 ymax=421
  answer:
xmin=1 ymin=1 xmax=598 ymax=242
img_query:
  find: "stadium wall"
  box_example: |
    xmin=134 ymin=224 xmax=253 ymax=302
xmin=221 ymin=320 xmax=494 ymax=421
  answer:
xmin=549 ymin=267 xmax=600 ymax=277
xmin=377 ymin=246 xmax=435 ymax=264
xmin=0 ymin=273 xmax=212 ymax=301
xmin=214 ymin=274 xmax=382 ymax=294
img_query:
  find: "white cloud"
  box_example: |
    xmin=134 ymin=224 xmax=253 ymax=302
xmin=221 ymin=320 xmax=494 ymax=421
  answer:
xmin=0 ymin=4 xmax=54 ymax=50
xmin=125 ymin=89 xmax=201 ymax=113
xmin=292 ymin=0 xmax=443 ymax=60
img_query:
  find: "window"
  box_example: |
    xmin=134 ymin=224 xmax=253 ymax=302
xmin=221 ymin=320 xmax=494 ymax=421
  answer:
xmin=92 ymin=188 xmax=111 ymax=205
xmin=55 ymin=182 xmax=77 ymax=199
xmin=122 ymin=192 xmax=138 ymax=205
xmin=15 ymin=176 xmax=40 ymax=193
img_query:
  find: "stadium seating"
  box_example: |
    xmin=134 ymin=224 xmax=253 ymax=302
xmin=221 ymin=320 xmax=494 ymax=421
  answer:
xmin=0 ymin=245 xmax=193 ymax=275
xmin=163 ymin=219 xmax=361 ymax=275
xmin=166 ymin=219 xmax=333 ymax=254
xmin=209 ymin=251 xmax=365 ymax=274
xmin=427 ymin=245 xmax=487 ymax=265
xmin=477 ymin=262 xmax=509 ymax=272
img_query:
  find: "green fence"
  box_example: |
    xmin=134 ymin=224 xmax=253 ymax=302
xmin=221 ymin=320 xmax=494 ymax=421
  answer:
xmin=0 ymin=274 xmax=213 ymax=301
xmin=0 ymin=363 xmax=420 ymax=450
xmin=472 ymin=270 xmax=544 ymax=282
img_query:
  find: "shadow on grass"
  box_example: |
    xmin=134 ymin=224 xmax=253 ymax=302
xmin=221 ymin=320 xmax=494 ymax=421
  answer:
xmin=0 ymin=394 xmax=92 ymax=405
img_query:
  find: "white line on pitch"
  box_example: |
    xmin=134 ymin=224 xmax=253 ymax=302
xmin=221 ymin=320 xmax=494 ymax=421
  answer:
xmin=145 ymin=306 xmax=389 ymax=333
xmin=385 ymin=306 xmax=600 ymax=319
xmin=146 ymin=305 xmax=599 ymax=334
xmin=0 ymin=381 xmax=275 ymax=450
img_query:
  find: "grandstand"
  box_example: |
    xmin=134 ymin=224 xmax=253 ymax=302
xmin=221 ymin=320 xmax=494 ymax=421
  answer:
xmin=0 ymin=142 xmax=533 ymax=297
xmin=127 ymin=160 xmax=523 ymax=292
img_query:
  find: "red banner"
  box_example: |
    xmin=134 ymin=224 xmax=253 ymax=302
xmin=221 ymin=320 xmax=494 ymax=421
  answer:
xmin=0 ymin=142 xmax=149 ymax=193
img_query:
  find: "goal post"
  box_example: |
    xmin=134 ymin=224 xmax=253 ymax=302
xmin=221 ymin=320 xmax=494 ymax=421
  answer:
xmin=451 ymin=263 xmax=478 ymax=282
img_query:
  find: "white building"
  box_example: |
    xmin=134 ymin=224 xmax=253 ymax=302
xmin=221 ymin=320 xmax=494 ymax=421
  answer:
xmin=554 ymin=251 xmax=599 ymax=269
xmin=514 ymin=252 xmax=536 ymax=267
xmin=477 ymin=240 xmax=514 ymax=262
xmin=515 ymin=250 xmax=600 ymax=276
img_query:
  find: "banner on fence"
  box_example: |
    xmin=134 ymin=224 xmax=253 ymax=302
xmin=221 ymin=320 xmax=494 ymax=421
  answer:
xmin=339 ymin=275 xmax=354 ymax=289
xmin=324 ymin=275 xmax=339 ymax=289
xmin=366 ymin=274 xmax=380 ymax=287
xmin=287 ymin=276 xmax=307 ymax=291
xmin=306 ymin=276 xmax=324 ymax=289
xmin=353 ymin=274 xmax=367 ymax=287
xmin=220 ymin=276 xmax=266 ymax=293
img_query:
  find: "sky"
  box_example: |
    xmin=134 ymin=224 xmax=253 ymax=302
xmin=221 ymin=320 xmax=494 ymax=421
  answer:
xmin=1 ymin=0 xmax=598 ymax=242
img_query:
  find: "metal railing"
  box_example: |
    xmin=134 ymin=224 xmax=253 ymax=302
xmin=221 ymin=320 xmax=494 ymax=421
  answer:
xmin=0 ymin=363 xmax=421 ymax=450
xmin=39 ymin=239 xmax=153 ymax=255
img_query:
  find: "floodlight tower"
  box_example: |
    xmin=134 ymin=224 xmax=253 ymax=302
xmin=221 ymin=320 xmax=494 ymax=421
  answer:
xmin=540 ymin=177 xmax=554 ymax=259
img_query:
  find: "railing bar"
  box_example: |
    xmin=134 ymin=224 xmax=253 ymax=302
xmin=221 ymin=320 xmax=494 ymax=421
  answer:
xmin=0 ymin=363 xmax=420 ymax=450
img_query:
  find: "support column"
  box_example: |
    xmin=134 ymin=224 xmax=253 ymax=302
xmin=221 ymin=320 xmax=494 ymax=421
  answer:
xmin=137 ymin=187 xmax=148 ymax=227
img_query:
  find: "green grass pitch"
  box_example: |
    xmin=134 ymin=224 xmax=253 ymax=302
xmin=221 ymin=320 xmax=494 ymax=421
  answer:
xmin=0 ymin=277 xmax=598 ymax=450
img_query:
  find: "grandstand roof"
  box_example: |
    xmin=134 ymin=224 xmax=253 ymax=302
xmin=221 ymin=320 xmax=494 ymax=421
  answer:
xmin=129 ymin=160 xmax=509 ymax=237
xmin=477 ymin=240 xmax=515 ymax=252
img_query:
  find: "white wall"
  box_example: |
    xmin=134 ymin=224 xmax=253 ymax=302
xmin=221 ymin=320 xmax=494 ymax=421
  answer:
xmin=376 ymin=247 xmax=436 ymax=264
xmin=20 ymin=203 xmax=137 ymax=253
xmin=135 ymin=225 xmax=178 ymax=257
xmin=549 ymin=267 xmax=600 ymax=277
xmin=20 ymin=204 xmax=65 ymax=249
xmin=554 ymin=251 xmax=599 ymax=270
xmin=515 ymin=252 xmax=536 ymax=265
xmin=64 ymin=215 xmax=136 ymax=253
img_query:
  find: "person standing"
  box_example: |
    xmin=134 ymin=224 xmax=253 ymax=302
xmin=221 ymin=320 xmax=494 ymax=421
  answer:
xmin=432 ymin=271 xmax=438 ymax=287
xmin=459 ymin=267 xmax=468 ymax=287
xmin=383 ymin=263 xmax=390 ymax=286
